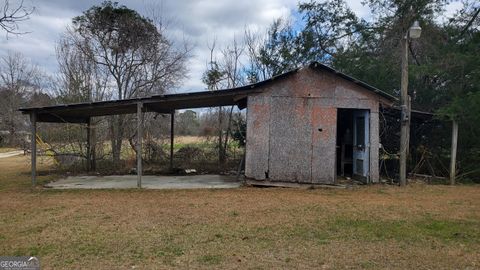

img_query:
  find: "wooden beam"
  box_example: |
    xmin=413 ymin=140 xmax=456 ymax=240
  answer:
xmin=450 ymin=120 xmax=459 ymax=185
xmin=137 ymin=102 xmax=143 ymax=188
xmin=30 ymin=112 xmax=37 ymax=187
xmin=170 ymin=112 xmax=175 ymax=171
xmin=36 ymin=114 xmax=88 ymax=123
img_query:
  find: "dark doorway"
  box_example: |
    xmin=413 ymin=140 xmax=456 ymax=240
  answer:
xmin=336 ymin=109 xmax=354 ymax=178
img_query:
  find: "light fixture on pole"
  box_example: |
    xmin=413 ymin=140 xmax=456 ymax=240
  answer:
xmin=409 ymin=21 xmax=422 ymax=39
xmin=399 ymin=20 xmax=421 ymax=187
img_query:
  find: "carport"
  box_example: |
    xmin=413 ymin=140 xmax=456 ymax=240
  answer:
xmin=20 ymin=86 xmax=263 ymax=188
xmin=20 ymin=62 xmax=400 ymax=187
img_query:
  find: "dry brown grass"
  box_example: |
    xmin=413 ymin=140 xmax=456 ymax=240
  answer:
xmin=174 ymin=136 xmax=209 ymax=144
xmin=0 ymin=155 xmax=479 ymax=269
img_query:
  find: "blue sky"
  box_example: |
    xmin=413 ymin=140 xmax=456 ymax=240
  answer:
xmin=0 ymin=0 xmax=463 ymax=95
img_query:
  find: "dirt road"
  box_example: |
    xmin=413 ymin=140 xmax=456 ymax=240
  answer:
xmin=0 ymin=150 xmax=24 ymax=159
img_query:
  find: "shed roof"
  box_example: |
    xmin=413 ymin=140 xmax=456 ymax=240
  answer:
xmin=20 ymin=62 xmax=397 ymax=123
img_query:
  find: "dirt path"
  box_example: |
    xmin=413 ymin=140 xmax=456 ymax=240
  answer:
xmin=0 ymin=150 xmax=24 ymax=159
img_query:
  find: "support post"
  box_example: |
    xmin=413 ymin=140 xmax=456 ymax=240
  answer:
xmin=170 ymin=112 xmax=174 ymax=171
xmin=91 ymin=119 xmax=96 ymax=171
xmin=86 ymin=117 xmax=91 ymax=172
xmin=137 ymin=102 xmax=143 ymax=188
xmin=30 ymin=112 xmax=37 ymax=187
xmin=450 ymin=120 xmax=458 ymax=185
xmin=399 ymin=35 xmax=410 ymax=187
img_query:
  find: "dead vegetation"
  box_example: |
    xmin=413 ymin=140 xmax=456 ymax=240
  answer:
xmin=0 ymin=154 xmax=479 ymax=269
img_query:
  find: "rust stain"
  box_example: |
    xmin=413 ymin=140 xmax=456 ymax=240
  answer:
xmin=251 ymin=104 xmax=269 ymax=129
xmin=311 ymin=106 xmax=336 ymax=142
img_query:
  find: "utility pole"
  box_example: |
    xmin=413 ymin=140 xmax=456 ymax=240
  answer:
xmin=399 ymin=36 xmax=410 ymax=187
xmin=399 ymin=21 xmax=421 ymax=187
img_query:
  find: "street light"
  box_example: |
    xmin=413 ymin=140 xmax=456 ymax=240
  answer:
xmin=409 ymin=21 xmax=422 ymax=39
xmin=399 ymin=20 xmax=421 ymax=187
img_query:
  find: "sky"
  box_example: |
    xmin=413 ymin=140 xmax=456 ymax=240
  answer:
xmin=0 ymin=0 xmax=463 ymax=94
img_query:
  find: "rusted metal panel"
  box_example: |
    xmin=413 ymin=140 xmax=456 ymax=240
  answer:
xmin=245 ymin=95 xmax=270 ymax=180
xmin=268 ymin=73 xmax=300 ymax=97
xmin=310 ymin=104 xmax=337 ymax=184
xmin=270 ymin=68 xmax=336 ymax=99
xmin=334 ymin=98 xmax=377 ymax=111
xmin=244 ymin=67 xmax=383 ymax=184
xmin=335 ymin=83 xmax=379 ymax=101
xmin=268 ymin=97 xmax=312 ymax=183
xmin=303 ymin=68 xmax=336 ymax=99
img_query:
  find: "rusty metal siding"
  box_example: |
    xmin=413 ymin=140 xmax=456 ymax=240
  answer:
xmin=245 ymin=67 xmax=383 ymax=184
xmin=245 ymin=95 xmax=270 ymax=180
xmin=310 ymin=104 xmax=337 ymax=184
xmin=268 ymin=97 xmax=312 ymax=183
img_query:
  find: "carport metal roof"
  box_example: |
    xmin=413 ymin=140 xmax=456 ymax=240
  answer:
xmin=19 ymin=62 xmax=397 ymax=123
xmin=19 ymin=87 xmax=260 ymax=123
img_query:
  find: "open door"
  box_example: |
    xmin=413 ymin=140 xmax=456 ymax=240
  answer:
xmin=352 ymin=110 xmax=370 ymax=182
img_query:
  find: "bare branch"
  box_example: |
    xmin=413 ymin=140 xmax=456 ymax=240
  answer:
xmin=0 ymin=0 xmax=34 ymax=35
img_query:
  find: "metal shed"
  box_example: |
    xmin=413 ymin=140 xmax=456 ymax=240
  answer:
xmin=244 ymin=62 xmax=395 ymax=185
xmin=20 ymin=62 xmax=395 ymax=187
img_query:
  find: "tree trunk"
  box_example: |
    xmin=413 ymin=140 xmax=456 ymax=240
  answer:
xmin=8 ymin=125 xmax=16 ymax=146
xmin=90 ymin=121 xmax=96 ymax=171
xmin=222 ymin=105 xmax=235 ymax=162
xmin=218 ymin=106 xmax=226 ymax=165
xmin=110 ymin=115 xmax=125 ymax=166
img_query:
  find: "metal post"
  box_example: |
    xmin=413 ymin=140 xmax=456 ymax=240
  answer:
xmin=137 ymin=102 xmax=143 ymax=188
xmin=399 ymin=35 xmax=410 ymax=187
xmin=91 ymin=119 xmax=96 ymax=171
xmin=86 ymin=118 xmax=91 ymax=172
xmin=30 ymin=112 xmax=37 ymax=187
xmin=450 ymin=120 xmax=458 ymax=185
xmin=170 ymin=112 xmax=174 ymax=171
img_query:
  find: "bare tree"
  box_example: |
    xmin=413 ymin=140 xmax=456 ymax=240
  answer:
xmin=67 ymin=1 xmax=190 ymax=163
xmin=202 ymin=36 xmax=245 ymax=166
xmin=0 ymin=51 xmax=40 ymax=146
xmin=244 ymin=28 xmax=270 ymax=83
xmin=55 ymin=36 xmax=110 ymax=103
xmin=0 ymin=0 xmax=34 ymax=35
xmin=219 ymin=37 xmax=244 ymax=164
xmin=52 ymin=36 xmax=112 ymax=168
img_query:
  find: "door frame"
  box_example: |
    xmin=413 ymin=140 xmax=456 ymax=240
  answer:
xmin=335 ymin=108 xmax=371 ymax=183
xmin=353 ymin=109 xmax=370 ymax=182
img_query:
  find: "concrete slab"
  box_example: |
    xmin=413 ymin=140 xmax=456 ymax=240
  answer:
xmin=45 ymin=174 xmax=241 ymax=190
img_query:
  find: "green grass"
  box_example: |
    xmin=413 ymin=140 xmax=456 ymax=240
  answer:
xmin=198 ymin=254 xmax=223 ymax=265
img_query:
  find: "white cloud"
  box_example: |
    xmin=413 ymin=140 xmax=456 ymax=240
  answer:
xmin=0 ymin=0 xmax=465 ymax=94
xmin=0 ymin=0 xmax=298 ymax=93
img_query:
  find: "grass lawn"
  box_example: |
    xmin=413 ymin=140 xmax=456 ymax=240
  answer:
xmin=0 ymin=155 xmax=479 ymax=269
